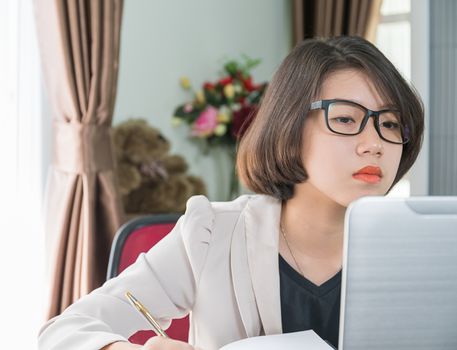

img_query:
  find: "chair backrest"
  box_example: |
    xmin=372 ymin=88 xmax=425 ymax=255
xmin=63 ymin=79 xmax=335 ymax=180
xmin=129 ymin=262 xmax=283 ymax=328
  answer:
xmin=107 ymin=213 xmax=189 ymax=345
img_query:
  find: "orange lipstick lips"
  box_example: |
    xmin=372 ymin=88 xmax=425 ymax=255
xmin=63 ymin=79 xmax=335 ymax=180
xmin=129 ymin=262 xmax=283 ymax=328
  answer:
xmin=352 ymin=166 xmax=382 ymax=184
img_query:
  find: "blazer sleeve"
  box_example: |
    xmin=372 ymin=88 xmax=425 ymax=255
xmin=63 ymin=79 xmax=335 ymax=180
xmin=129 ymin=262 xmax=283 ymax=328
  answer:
xmin=38 ymin=195 xmax=214 ymax=350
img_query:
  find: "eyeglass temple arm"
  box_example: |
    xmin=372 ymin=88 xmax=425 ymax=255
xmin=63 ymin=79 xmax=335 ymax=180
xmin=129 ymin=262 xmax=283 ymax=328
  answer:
xmin=310 ymin=101 xmax=322 ymax=110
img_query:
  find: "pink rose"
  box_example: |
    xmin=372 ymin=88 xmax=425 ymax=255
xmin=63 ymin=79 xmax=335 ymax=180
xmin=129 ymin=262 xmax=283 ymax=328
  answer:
xmin=191 ymin=106 xmax=218 ymax=137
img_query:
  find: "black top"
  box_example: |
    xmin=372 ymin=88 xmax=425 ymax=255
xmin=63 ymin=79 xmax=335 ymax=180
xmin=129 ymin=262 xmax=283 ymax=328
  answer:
xmin=279 ymin=254 xmax=341 ymax=349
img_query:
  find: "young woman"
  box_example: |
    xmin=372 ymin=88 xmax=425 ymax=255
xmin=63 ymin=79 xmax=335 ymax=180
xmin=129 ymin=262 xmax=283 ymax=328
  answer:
xmin=38 ymin=36 xmax=424 ymax=350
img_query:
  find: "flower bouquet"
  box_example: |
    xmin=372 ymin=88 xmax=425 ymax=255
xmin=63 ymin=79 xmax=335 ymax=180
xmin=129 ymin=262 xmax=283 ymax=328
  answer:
xmin=171 ymin=56 xmax=267 ymax=199
xmin=172 ymin=56 xmax=267 ymax=149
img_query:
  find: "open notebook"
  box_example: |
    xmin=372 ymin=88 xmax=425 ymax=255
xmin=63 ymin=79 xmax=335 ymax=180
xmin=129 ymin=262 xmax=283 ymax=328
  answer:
xmin=219 ymin=330 xmax=334 ymax=349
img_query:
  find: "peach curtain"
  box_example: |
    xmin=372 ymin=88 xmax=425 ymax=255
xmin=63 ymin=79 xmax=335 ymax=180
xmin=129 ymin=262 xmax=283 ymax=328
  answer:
xmin=293 ymin=0 xmax=383 ymax=44
xmin=34 ymin=0 xmax=125 ymax=319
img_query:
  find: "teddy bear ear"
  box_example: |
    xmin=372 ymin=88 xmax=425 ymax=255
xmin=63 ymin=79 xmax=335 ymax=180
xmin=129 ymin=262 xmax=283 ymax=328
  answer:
xmin=113 ymin=119 xmax=145 ymax=148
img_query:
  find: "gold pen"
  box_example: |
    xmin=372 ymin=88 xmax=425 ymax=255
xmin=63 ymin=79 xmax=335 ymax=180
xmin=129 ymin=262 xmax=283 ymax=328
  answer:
xmin=125 ymin=291 xmax=169 ymax=338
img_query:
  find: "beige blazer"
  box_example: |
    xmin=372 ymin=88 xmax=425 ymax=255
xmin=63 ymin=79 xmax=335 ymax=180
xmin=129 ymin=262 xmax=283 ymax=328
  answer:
xmin=38 ymin=194 xmax=284 ymax=350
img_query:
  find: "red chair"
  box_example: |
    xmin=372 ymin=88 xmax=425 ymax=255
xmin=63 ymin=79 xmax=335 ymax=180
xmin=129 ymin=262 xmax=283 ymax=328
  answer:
xmin=107 ymin=213 xmax=189 ymax=345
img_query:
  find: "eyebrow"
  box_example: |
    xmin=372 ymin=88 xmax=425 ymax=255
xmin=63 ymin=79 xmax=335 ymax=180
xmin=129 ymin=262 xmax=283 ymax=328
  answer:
xmin=378 ymin=103 xmax=398 ymax=110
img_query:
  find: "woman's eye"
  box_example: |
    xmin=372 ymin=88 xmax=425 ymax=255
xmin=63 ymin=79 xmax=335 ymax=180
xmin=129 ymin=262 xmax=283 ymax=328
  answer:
xmin=381 ymin=121 xmax=400 ymax=129
xmin=331 ymin=116 xmax=355 ymax=124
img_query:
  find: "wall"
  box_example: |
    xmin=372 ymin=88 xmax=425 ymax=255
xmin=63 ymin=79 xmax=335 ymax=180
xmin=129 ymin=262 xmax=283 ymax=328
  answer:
xmin=114 ymin=0 xmax=293 ymax=200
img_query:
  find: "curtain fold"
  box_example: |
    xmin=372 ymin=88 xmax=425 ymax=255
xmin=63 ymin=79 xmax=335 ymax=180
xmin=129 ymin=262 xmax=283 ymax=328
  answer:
xmin=34 ymin=0 xmax=124 ymax=319
xmin=293 ymin=0 xmax=382 ymax=45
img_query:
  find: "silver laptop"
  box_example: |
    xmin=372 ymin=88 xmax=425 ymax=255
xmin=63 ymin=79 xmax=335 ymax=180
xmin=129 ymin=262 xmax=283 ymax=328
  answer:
xmin=339 ymin=196 xmax=457 ymax=350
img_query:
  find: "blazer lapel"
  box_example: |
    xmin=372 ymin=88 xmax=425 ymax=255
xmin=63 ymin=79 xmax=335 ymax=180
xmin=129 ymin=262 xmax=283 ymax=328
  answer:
xmin=230 ymin=209 xmax=262 ymax=338
xmin=244 ymin=195 xmax=283 ymax=335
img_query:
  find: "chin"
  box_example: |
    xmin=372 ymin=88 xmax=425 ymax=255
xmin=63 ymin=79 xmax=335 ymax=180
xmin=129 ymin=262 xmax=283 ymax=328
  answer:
xmin=337 ymin=191 xmax=385 ymax=207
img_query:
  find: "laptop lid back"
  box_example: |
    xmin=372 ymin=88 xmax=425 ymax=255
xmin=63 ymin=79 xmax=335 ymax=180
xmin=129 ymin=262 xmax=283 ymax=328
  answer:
xmin=339 ymin=196 xmax=457 ymax=350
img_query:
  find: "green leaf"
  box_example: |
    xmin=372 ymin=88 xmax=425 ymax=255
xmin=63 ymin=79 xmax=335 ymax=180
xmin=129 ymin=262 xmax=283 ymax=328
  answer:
xmin=224 ymin=61 xmax=239 ymax=76
xmin=241 ymin=54 xmax=261 ymax=71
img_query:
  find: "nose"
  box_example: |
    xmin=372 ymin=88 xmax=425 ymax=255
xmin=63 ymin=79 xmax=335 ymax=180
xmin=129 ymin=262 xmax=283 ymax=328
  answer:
xmin=355 ymin=118 xmax=384 ymax=157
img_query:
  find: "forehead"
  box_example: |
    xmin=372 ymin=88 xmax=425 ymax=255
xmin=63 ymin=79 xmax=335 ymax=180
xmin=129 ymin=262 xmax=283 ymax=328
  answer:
xmin=319 ymin=69 xmax=388 ymax=110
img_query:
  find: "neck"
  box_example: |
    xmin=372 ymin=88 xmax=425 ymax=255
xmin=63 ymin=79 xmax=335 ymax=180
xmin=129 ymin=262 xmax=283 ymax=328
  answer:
xmin=281 ymin=182 xmax=346 ymax=256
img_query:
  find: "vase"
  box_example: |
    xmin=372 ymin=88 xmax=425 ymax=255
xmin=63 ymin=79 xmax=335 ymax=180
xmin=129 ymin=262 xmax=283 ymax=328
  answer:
xmin=208 ymin=144 xmax=240 ymax=201
xmin=227 ymin=146 xmax=240 ymax=200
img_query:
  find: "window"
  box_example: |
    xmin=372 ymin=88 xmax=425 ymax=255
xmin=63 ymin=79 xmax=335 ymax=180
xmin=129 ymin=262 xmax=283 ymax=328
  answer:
xmin=0 ymin=0 xmax=47 ymax=347
xmin=376 ymin=0 xmax=411 ymax=197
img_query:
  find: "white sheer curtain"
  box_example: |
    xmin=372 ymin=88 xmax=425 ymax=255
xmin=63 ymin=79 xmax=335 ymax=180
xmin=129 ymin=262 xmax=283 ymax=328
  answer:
xmin=0 ymin=0 xmax=48 ymax=347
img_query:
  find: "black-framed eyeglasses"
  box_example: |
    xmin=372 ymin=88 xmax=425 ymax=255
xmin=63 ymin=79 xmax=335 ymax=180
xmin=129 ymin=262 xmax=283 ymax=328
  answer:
xmin=309 ymin=99 xmax=410 ymax=145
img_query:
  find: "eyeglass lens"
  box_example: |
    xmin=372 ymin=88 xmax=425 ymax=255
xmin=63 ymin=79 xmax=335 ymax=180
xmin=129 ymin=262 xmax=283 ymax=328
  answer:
xmin=327 ymin=101 xmax=404 ymax=143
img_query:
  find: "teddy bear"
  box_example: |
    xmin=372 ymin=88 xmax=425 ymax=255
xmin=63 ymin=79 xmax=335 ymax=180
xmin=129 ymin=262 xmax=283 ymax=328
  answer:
xmin=113 ymin=118 xmax=207 ymax=214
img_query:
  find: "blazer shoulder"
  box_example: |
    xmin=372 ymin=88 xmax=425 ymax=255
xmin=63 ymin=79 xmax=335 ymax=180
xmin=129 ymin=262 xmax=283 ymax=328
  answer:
xmin=180 ymin=195 xmax=244 ymax=234
xmin=182 ymin=195 xmax=215 ymax=233
xmin=182 ymin=194 xmax=278 ymax=237
xmin=185 ymin=194 xmax=278 ymax=221
xmin=185 ymin=194 xmax=256 ymax=217
xmin=212 ymin=193 xmax=279 ymax=212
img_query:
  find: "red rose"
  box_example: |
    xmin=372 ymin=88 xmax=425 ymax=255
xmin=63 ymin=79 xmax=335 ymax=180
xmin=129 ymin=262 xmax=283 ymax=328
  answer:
xmin=203 ymin=82 xmax=215 ymax=90
xmin=243 ymin=76 xmax=256 ymax=92
xmin=218 ymin=76 xmax=233 ymax=86
xmin=231 ymin=105 xmax=258 ymax=139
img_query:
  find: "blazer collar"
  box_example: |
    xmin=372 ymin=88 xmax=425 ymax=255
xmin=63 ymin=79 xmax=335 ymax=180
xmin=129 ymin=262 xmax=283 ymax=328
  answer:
xmin=230 ymin=195 xmax=282 ymax=337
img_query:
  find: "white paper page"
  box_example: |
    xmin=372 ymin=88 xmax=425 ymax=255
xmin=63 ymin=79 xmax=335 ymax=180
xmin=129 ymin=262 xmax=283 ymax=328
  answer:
xmin=219 ymin=330 xmax=334 ymax=350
